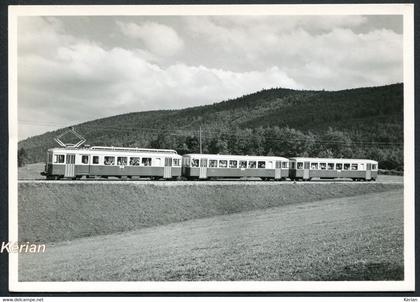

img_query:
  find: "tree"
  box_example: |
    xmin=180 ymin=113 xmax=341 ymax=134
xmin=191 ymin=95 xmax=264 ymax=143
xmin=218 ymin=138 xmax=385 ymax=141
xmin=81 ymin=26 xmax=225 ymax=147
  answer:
xmin=18 ymin=147 xmax=28 ymax=167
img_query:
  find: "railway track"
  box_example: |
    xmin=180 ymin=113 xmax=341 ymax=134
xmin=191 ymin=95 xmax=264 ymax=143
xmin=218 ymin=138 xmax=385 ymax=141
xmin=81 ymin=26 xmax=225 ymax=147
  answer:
xmin=18 ymin=178 xmax=403 ymax=185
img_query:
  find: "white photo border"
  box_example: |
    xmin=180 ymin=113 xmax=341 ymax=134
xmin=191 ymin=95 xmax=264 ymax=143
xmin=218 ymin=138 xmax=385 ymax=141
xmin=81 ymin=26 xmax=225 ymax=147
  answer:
xmin=8 ymin=3 xmax=415 ymax=292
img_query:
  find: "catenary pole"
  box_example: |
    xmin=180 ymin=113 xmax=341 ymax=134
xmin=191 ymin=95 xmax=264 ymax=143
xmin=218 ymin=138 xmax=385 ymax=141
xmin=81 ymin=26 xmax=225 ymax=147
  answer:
xmin=199 ymin=126 xmax=202 ymax=154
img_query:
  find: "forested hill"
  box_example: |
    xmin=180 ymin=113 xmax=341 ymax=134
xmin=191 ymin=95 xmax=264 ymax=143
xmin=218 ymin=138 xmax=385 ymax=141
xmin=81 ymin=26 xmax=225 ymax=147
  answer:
xmin=18 ymin=83 xmax=403 ymax=170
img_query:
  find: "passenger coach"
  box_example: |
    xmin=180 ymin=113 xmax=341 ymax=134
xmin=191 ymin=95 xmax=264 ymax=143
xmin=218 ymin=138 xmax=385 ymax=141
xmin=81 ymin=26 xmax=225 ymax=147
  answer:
xmin=42 ymin=146 xmax=182 ymax=180
xmin=182 ymin=154 xmax=289 ymax=180
xmin=288 ymin=157 xmax=378 ymax=181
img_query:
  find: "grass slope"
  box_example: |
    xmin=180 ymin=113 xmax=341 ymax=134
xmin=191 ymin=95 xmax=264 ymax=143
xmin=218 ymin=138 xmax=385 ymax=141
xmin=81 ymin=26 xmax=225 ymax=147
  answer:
xmin=19 ymin=189 xmax=403 ymax=281
xmin=19 ymin=182 xmax=402 ymax=243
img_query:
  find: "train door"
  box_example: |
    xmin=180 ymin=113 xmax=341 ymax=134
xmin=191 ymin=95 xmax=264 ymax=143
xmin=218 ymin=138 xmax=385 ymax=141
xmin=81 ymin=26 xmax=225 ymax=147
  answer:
xmin=65 ymin=154 xmax=76 ymax=177
xmin=164 ymin=158 xmax=172 ymax=179
xmin=303 ymin=161 xmax=310 ymax=180
xmin=199 ymin=159 xmax=208 ymax=179
xmin=77 ymin=155 xmax=90 ymax=175
xmin=275 ymin=161 xmax=281 ymax=179
xmin=366 ymin=163 xmax=372 ymax=180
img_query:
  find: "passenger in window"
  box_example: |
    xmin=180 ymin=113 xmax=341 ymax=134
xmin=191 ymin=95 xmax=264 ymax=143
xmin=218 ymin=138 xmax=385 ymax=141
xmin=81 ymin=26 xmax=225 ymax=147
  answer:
xmin=351 ymin=164 xmax=358 ymax=170
xmin=320 ymin=163 xmax=326 ymax=170
xmin=249 ymin=161 xmax=256 ymax=168
xmin=209 ymin=160 xmax=217 ymax=168
xmin=142 ymin=158 xmax=151 ymax=166
xmin=191 ymin=159 xmax=199 ymax=167
xmin=229 ymin=161 xmax=238 ymax=168
xmin=344 ymin=164 xmax=350 ymax=170
xmin=258 ymin=161 xmax=266 ymax=169
xmin=327 ymin=163 xmax=334 ymax=170
xmin=336 ymin=163 xmax=342 ymax=170
xmin=297 ymin=162 xmax=303 ymax=169
xmin=219 ymin=160 xmax=227 ymax=168
xmin=117 ymin=157 xmax=127 ymax=165
xmin=311 ymin=163 xmax=318 ymax=170
xmin=239 ymin=161 xmax=247 ymax=168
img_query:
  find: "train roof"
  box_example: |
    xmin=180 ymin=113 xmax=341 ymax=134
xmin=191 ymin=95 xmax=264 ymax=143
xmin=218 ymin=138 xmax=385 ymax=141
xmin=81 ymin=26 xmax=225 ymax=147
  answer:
xmin=289 ymin=157 xmax=378 ymax=164
xmin=47 ymin=146 xmax=181 ymax=157
xmin=183 ymin=153 xmax=289 ymax=161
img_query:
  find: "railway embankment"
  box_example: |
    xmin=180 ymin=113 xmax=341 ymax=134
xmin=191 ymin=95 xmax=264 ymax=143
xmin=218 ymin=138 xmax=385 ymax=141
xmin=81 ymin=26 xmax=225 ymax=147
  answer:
xmin=18 ymin=181 xmax=403 ymax=243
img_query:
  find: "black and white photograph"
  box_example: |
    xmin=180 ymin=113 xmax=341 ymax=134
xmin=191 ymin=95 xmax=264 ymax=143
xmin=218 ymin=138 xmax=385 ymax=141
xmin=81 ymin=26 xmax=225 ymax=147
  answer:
xmin=8 ymin=4 xmax=415 ymax=292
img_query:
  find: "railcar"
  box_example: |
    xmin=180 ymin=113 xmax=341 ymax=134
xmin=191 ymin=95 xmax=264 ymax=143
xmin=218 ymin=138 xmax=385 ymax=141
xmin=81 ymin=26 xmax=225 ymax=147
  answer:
xmin=41 ymin=146 xmax=182 ymax=180
xmin=181 ymin=154 xmax=289 ymax=180
xmin=288 ymin=157 xmax=378 ymax=181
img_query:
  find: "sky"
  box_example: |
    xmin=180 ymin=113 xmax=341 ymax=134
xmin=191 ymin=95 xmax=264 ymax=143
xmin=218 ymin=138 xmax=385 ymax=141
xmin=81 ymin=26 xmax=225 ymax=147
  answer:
xmin=17 ymin=14 xmax=403 ymax=140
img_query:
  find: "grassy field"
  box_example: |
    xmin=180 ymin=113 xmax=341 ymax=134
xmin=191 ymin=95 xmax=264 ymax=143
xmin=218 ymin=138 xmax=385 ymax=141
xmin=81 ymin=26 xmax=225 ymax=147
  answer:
xmin=18 ymin=181 xmax=402 ymax=243
xmin=19 ymin=189 xmax=403 ymax=281
xmin=18 ymin=163 xmax=45 ymax=180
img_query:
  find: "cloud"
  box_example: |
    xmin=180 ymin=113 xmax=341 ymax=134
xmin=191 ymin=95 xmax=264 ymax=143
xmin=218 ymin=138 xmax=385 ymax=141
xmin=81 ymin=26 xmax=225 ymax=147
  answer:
xmin=18 ymin=18 xmax=300 ymax=139
xmin=117 ymin=21 xmax=184 ymax=57
xmin=182 ymin=16 xmax=402 ymax=89
xmin=17 ymin=15 xmax=403 ymax=139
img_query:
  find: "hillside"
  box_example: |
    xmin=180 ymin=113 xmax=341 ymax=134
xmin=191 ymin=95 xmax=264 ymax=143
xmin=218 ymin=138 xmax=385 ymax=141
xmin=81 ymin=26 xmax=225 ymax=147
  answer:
xmin=18 ymin=83 xmax=403 ymax=170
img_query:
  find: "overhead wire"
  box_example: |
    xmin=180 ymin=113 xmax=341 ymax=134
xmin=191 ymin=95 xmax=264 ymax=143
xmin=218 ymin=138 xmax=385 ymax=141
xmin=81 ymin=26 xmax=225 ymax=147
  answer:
xmin=18 ymin=119 xmax=404 ymax=147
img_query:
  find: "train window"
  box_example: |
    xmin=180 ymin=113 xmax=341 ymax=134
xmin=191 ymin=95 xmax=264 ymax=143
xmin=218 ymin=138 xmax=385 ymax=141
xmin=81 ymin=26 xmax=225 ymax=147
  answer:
xmin=336 ymin=163 xmax=342 ymax=170
xmin=372 ymin=164 xmax=377 ymax=170
xmin=249 ymin=161 xmax=256 ymax=168
xmin=54 ymin=154 xmax=65 ymax=164
xmin=291 ymin=162 xmax=296 ymax=169
xmin=48 ymin=153 xmax=53 ymax=163
xmin=142 ymin=158 xmax=152 ymax=166
xmin=200 ymin=159 xmax=207 ymax=167
xmin=117 ymin=157 xmax=127 ymax=165
xmin=229 ymin=160 xmax=238 ymax=168
xmin=319 ymin=163 xmax=326 ymax=170
xmin=297 ymin=162 xmax=303 ymax=169
xmin=281 ymin=162 xmax=288 ymax=169
xmin=173 ymin=158 xmax=180 ymax=166
xmin=304 ymin=162 xmax=310 ymax=169
xmin=191 ymin=159 xmax=199 ymax=167
xmin=92 ymin=156 xmax=99 ymax=164
xmin=81 ymin=155 xmax=89 ymax=164
xmin=351 ymin=164 xmax=358 ymax=170
xmin=219 ymin=160 xmax=228 ymax=168
xmin=344 ymin=164 xmax=350 ymax=170
xmin=258 ymin=161 xmax=266 ymax=168
xmin=239 ymin=161 xmax=247 ymax=168
xmin=327 ymin=163 xmax=334 ymax=170
xmin=209 ymin=160 xmax=217 ymax=168
xmin=104 ymin=156 xmax=115 ymax=165
xmin=165 ymin=158 xmax=173 ymax=167
xmin=130 ymin=157 xmax=140 ymax=166
xmin=310 ymin=163 xmax=318 ymax=170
